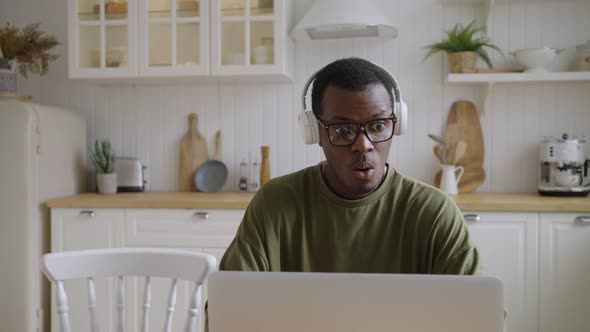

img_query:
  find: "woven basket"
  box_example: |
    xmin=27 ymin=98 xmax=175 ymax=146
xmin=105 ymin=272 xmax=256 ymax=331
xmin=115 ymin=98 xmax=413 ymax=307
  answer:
xmin=448 ymin=51 xmax=478 ymax=73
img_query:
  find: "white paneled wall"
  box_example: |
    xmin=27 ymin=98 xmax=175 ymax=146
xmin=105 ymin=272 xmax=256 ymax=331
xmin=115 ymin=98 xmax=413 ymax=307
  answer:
xmin=2 ymin=0 xmax=590 ymax=192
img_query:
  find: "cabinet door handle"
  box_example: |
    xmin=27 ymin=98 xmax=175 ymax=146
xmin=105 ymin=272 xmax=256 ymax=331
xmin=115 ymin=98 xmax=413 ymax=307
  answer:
xmin=80 ymin=210 xmax=95 ymax=218
xmin=193 ymin=211 xmax=209 ymax=219
xmin=463 ymin=214 xmax=480 ymax=223
xmin=575 ymin=216 xmax=590 ymax=223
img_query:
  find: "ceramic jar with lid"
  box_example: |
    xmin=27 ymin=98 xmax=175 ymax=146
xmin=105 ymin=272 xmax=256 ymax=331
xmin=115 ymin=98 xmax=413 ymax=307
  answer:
xmin=574 ymin=40 xmax=590 ymax=71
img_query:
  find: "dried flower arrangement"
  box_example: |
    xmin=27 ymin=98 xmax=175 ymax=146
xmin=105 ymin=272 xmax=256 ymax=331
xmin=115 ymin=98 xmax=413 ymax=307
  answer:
xmin=0 ymin=23 xmax=60 ymax=77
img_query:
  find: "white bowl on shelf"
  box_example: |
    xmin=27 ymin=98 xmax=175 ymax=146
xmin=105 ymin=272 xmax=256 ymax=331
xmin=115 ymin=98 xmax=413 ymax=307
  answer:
xmin=511 ymin=47 xmax=564 ymax=73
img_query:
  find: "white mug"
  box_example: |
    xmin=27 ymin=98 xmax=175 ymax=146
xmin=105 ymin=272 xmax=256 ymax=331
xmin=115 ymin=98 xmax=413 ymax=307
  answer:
xmin=439 ymin=164 xmax=464 ymax=196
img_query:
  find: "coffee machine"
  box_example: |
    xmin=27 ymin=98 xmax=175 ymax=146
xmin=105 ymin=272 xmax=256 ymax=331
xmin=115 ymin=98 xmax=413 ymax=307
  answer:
xmin=538 ymin=133 xmax=590 ymax=196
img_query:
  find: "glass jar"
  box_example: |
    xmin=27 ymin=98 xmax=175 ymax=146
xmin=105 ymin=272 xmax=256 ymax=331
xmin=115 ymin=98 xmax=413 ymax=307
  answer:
xmin=574 ymin=40 xmax=590 ymax=71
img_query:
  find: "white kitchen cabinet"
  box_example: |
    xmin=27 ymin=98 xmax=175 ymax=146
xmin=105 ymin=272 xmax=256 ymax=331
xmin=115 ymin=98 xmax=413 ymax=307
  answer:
xmin=463 ymin=211 xmax=539 ymax=332
xmin=210 ymin=0 xmax=294 ymax=81
xmin=50 ymin=207 xmax=244 ymax=332
xmin=68 ymin=0 xmax=138 ymax=78
xmin=50 ymin=208 xmax=126 ymax=332
xmin=138 ymin=0 xmax=210 ymax=76
xmin=125 ymin=208 xmax=242 ymax=248
xmin=69 ymin=0 xmax=209 ymax=79
xmin=539 ymin=213 xmax=590 ymax=332
xmin=68 ymin=0 xmax=294 ymax=80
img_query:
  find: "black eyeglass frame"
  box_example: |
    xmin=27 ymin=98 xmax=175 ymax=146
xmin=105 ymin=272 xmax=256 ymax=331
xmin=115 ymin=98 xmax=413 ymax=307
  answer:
xmin=317 ymin=115 xmax=398 ymax=147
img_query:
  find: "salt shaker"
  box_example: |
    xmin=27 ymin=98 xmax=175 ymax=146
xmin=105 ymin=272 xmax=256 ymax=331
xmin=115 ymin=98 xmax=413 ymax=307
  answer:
xmin=250 ymin=158 xmax=260 ymax=192
xmin=239 ymin=158 xmax=248 ymax=191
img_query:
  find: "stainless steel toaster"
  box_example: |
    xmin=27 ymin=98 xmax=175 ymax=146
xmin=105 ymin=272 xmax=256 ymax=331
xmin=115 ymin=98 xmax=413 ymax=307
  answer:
xmin=114 ymin=157 xmax=147 ymax=192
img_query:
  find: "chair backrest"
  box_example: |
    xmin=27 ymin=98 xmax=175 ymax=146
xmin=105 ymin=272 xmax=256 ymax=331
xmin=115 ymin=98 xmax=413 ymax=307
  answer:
xmin=42 ymin=248 xmax=217 ymax=332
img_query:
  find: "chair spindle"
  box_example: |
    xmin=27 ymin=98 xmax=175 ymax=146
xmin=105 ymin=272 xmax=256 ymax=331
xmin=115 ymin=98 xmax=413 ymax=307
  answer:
xmin=56 ymin=281 xmax=72 ymax=332
xmin=184 ymin=282 xmax=202 ymax=332
xmin=88 ymin=278 xmax=99 ymax=332
xmin=163 ymin=279 xmax=178 ymax=332
xmin=116 ymin=276 xmax=125 ymax=332
xmin=141 ymin=276 xmax=152 ymax=332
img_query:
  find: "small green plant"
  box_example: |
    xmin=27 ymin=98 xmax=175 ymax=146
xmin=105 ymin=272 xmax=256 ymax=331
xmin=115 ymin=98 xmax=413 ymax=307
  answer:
xmin=91 ymin=140 xmax=115 ymax=174
xmin=423 ymin=20 xmax=502 ymax=69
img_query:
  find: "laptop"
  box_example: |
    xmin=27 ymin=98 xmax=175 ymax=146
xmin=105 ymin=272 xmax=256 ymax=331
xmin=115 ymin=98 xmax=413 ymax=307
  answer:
xmin=208 ymin=271 xmax=504 ymax=332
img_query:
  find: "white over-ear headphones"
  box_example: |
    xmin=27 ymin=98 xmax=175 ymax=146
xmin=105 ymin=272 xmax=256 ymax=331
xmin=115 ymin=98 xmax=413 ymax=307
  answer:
xmin=298 ymin=61 xmax=408 ymax=145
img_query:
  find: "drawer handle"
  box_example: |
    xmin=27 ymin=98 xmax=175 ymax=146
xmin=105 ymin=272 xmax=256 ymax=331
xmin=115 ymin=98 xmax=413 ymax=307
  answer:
xmin=463 ymin=214 xmax=480 ymax=223
xmin=575 ymin=216 xmax=590 ymax=223
xmin=80 ymin=210 xmax=95 ymax=218
xmin=193 ymin=211 xmax=209 ymax=219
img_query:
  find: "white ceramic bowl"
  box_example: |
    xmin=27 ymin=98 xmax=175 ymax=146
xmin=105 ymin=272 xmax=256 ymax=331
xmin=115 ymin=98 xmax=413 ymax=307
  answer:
xmin=511 ymin=47 xmax=564 ymax=73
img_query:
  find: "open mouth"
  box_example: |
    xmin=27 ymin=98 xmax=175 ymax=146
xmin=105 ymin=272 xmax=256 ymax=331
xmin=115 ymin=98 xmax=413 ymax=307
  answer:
xmin=352 ymin=163 xmax=375 ymax=180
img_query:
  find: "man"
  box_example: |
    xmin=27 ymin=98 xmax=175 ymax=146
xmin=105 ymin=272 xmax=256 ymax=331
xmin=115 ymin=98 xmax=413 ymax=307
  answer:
xmin=219 ymin=57 xmax=482 ymax=275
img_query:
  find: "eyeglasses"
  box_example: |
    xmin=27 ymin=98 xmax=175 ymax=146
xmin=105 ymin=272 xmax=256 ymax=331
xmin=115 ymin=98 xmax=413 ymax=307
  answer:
xmin=317 ymin=117 xmax=397 ymax=146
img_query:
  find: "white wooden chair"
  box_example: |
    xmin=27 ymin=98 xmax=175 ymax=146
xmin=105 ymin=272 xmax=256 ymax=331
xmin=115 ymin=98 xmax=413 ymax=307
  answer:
xmin=41 ymin=248 xmax=217 ymax=332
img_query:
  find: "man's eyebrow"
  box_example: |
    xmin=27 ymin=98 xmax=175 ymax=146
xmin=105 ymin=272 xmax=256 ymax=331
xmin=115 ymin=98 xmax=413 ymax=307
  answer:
xmin=328 ymin=110 xmax=391 ymax=122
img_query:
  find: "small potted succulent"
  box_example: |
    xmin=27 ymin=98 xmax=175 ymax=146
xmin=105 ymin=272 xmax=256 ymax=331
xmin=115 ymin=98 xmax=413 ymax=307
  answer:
xmin=0 ymin=23 xmax=59 ymax=94
xmin=423 ymin=20 xmax=502 ymax=73
xmin=91 ymin=139 xmax=117 ymax=194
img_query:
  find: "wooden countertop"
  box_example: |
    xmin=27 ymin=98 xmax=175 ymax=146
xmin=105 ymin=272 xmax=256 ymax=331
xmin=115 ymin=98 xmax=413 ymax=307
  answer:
xmin=47 ymin=192 xmax=256 ymax=209
xmin=47 ymin=192 xmax=590 ymax=213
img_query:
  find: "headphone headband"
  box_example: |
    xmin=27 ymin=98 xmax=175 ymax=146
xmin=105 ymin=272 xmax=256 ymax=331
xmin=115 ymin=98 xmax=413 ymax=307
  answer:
xmin=301 ymin=63 xmax=403 ymax=113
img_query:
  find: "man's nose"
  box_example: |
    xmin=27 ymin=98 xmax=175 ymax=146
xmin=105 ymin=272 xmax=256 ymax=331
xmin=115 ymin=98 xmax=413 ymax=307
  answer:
xmin=351 ymin=129 xmax=374 ymax=152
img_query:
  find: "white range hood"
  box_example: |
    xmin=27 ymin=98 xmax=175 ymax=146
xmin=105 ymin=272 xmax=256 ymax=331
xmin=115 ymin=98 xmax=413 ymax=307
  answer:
xmin=290 ymin=0 xmax=397 ymax=41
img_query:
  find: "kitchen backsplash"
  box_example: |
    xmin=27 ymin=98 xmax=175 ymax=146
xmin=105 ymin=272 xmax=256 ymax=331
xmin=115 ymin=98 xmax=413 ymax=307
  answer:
xmin=2 ymin=0 xmax=590 ymax=192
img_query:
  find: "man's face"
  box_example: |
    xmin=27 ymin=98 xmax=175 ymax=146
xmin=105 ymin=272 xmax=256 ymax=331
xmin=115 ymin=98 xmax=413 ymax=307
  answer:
xmin=318 ymin=84 xmax=393 ymax=200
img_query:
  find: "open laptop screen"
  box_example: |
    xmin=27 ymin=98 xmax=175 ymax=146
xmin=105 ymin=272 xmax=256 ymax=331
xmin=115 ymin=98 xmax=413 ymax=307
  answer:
xmin=208 ymin=271 xmax=504 ymax=332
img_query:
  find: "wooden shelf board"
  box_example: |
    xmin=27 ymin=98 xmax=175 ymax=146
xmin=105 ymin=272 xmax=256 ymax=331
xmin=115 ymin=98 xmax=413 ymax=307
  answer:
xmin=447 ymin=71 xmax=590 ymax=83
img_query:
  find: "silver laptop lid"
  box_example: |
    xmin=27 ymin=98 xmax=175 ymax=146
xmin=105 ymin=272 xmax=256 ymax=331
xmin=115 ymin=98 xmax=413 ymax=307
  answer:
xmin=208 ymin=271 xmax=504 ymax=332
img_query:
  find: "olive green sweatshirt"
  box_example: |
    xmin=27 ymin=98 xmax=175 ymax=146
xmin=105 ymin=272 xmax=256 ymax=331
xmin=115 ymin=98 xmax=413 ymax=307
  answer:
xmin=219 ymin=163 xmax=482 ymax=275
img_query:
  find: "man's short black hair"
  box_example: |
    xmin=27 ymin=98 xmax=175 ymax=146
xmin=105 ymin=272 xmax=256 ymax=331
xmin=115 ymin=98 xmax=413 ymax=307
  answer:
xmin=310 ymin=57 xmax=396 ymax=118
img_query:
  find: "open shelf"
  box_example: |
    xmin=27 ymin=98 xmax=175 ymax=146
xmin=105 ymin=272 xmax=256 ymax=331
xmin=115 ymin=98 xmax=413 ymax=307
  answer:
xmin=441 ymin=0 xmax=571 ymax=3
xmin=78 ymin=12 xmax=128 ymax=20
xmin=221 ymin=7 xmax=273 ymax=16
xmin=447 ymin=71 xmax=590 ymax=83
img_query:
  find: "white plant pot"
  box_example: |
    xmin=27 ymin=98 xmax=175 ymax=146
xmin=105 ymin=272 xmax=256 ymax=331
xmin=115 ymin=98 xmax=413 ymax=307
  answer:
xmin=97 ymin=173 xmax=117 ymax=194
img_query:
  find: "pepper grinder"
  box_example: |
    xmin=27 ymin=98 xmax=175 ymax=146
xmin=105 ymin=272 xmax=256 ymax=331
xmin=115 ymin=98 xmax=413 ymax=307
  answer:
xmin=260 ymin=146 xmax=270 ymax=187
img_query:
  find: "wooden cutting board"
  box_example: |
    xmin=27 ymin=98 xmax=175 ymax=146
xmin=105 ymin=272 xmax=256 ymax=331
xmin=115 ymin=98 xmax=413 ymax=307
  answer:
xmin=179 ymin=113 xmax=208 ymax=191
xmin=435 ymin=100 xmax=486 ymax=193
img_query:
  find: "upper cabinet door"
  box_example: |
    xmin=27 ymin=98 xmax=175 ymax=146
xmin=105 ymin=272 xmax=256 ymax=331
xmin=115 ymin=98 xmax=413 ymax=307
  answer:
xmin=68 ymin=0 xmax=138 ymax=78
xmin=210 ymin=0 xmax=294 ymax=81
xmin=138 ymin=0 xmax=210 ymax=76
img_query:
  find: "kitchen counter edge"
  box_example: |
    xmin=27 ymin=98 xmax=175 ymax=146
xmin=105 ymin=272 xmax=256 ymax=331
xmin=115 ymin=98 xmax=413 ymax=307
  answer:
xmin=46 ymin=192 xmax=590 ymax=213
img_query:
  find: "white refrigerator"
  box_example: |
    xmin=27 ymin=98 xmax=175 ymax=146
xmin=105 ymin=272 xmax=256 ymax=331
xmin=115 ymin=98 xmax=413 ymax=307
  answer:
xmin=0 ymin=98 xmax=87 ymax=332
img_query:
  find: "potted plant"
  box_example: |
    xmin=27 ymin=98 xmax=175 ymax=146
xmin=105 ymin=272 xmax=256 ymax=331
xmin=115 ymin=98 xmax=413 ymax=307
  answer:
xmin=0 ymin=23 xmax=59 ymax=94
xmin=423 ymin=20 xmax=502 ymax=73
xmin=91 ymin=140 xmax=117 ymax=194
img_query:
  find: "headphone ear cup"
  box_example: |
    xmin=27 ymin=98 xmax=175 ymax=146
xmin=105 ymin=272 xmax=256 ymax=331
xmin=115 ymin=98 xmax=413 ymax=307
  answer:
xmin=298 ymin=110 xmax=320 ymax=145
xmin=393 ymin=101 xmax=408 ymax=136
